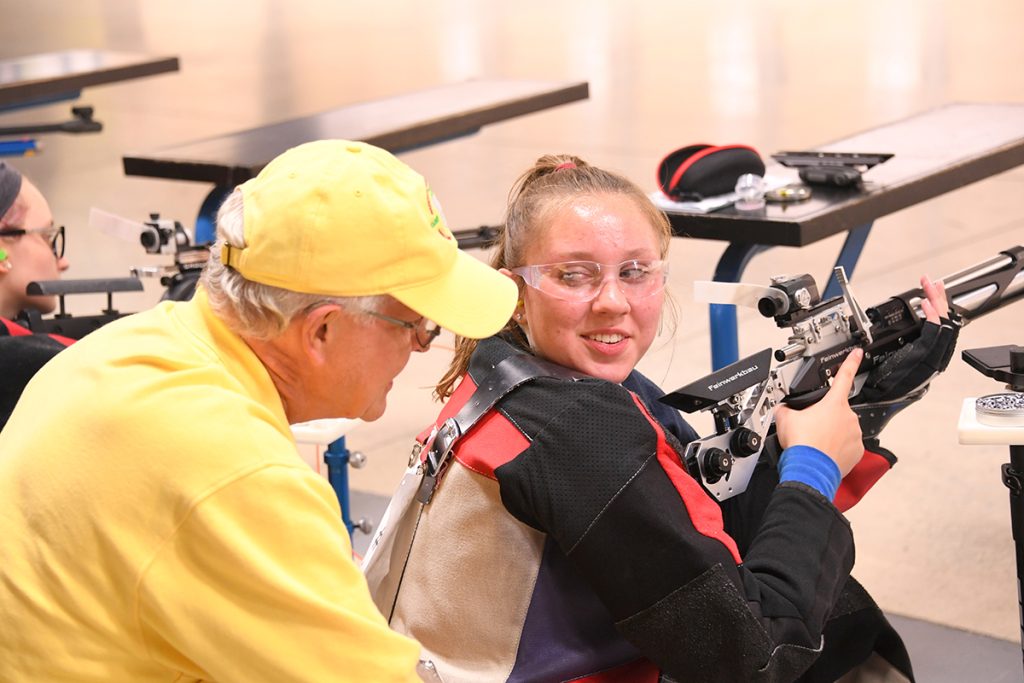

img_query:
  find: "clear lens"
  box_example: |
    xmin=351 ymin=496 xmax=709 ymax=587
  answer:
xmin=514 ymin=259 xmax=667 ymax=302
xmin=416 ymin=320 xmax=442 ymax=348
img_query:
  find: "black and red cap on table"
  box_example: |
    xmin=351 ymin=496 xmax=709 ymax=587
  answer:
xmin=657 ymin=143 xmax=765 ymax=201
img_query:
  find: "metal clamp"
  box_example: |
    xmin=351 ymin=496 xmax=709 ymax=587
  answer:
xmin=415 ymin=418 xmax=462 ymax=504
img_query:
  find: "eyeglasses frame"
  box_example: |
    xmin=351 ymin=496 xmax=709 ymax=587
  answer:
xmin=0 ymin=224 xmax=65 ymax=259
xmin=510 ymin=258 xmax=669 ymax=302
xmin=365 ymin=310 xmax=442 ymax=349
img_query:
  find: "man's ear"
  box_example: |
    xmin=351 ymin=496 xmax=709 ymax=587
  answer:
xmin=298 ymin=303 xmax=342 ymax=365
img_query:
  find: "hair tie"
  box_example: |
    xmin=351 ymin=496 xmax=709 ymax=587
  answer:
xmin=555 ymin=162 xmax=577 ymax=171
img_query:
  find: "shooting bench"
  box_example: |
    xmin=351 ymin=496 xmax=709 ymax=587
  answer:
xmin=122 ymin=78 xmax=590 ymax=244
xmin=663 ymin=102 xmax=1024 ymax=369
xmin=0 ymin=50 xmax=180 ymax=154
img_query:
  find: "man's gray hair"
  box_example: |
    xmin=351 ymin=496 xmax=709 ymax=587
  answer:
xmin=201 ymin=188 xmax=386 ymax=340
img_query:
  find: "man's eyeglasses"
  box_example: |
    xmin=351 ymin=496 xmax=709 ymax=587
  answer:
xmin=0 ymin=225 xmax=65 ymax=259
xmin=510 ymin=259 xmax=668 ymax=302
xmin=366 ymin=310 xmax=442 ymax=349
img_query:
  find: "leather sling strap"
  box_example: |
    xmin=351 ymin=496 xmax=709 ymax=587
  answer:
xmin=415 ymin=352 xmax=584 ymax=504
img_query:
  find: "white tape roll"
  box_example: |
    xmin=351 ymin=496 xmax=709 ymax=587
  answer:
xmin=88 ymin=207 xmax=148 ymax=243
xmin=693 ymin=280 xmax=784 ymax=311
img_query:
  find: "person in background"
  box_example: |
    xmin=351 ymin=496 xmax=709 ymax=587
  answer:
xmin=0 ymin=160 xmax=72 ymax=429
xmin=0 ymin=140 xmax=518 ymax=682
xmin=366 ymin=153 xmax=952 ymax=682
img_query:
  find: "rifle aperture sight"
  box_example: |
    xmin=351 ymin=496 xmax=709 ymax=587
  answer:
xmin=140 ymin=214 xmax=190 ymax=255
xmin=759 ymin=274 xmax=821 ymax=323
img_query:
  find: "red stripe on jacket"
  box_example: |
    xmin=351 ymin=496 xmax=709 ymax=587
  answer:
xmin=834 ymin=450 xmax=893 ymax=513
xmin=416 ymin=373 xmax=531 ymax=480
xmin=629 ymin=392 xmax=742 ymax=564
xmin=568 ymin=657 xmax=660 ymax=682
xmin=0 ymin=317 xmax=74 ymax=346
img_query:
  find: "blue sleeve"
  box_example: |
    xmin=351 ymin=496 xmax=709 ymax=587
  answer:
xmin=778 ymin=445 xmax=841 ymax=501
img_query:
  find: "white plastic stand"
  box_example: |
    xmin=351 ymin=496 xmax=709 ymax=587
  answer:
xmin=958 ymin=397 xmax=1024 ymax=673
xmin=957 ymin=398 xmax=1024 ymax=446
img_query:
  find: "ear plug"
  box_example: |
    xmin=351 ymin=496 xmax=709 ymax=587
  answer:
xmin=0 ymin=248 xmax=10 ymax=270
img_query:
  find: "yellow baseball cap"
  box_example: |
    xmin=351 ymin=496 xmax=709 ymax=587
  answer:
xmin=222 ymin=140 xmax=516 ymax=339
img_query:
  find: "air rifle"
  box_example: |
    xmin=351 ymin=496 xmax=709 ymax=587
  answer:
xmin=661 ymin=246 xmax=1024 ymax=501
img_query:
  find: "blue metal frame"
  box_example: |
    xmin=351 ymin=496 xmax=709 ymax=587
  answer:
xmin=323 ymin=436 xmax=357 ymax=537
xmin=0 ymin=139 xmax=40 ymax=157
xmin=0 ymin=90 xmax=80 ymax=158
xmin=821 ymin=223 xmax=872 ymax=300
xmin=709 ymin=243 xmax=772 ymax=370
xmin=708 ymin=222 xmax=874 ymax=370
xmin=195 ymin=185 xmax=232 ymax=245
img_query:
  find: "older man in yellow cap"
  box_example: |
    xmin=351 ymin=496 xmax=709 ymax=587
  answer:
xmin=0 ymin=140 xmax=517 ymax=682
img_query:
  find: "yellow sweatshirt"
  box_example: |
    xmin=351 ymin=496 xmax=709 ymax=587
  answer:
xmin=0 ymin=290 xmax=420 ymax=682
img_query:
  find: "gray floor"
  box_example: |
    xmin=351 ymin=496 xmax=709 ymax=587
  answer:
xmin=887 ymin=615 xmax=1021 ymax=683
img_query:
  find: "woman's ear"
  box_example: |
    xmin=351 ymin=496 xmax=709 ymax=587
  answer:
xmin=512 ymin=297 xmax=527 ymax=326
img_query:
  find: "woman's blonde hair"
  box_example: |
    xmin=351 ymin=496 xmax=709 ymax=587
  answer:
xmin=434 ymin=154 xmax=673 ymax=399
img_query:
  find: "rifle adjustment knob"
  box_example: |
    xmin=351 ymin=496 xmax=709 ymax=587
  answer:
xmin=730 ymin=427 xmax=762 ymax=458
xmin=702 ymin=447 xmax=734 ymax=484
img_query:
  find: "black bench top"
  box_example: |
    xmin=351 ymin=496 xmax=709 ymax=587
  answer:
xmin=663 ymin=102 xmax=1024 ymax=247
xmin=0 ymin=50 xmax=180 ymax=108
xmin=122 ymin=79 xmax=590 ymax=187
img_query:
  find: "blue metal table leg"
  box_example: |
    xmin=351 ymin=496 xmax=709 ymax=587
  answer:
xmin=0 ymin=139 xmax=40 ymax=157
xmin=821 ymin=222 xmax=873 ymax=300
xmin=195 ymin=185 xmax=231 ymax=245
xmin=710 ymin=243 xmax=772 ymax=370
xmin=323 ymin=436 xmax=355 ymax=537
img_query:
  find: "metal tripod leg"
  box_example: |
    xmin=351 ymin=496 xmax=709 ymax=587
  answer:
xmin=1002 ymin=444 xmax=1024 ymax=673
xmin=324 ymin=435 xmax=372 ymax=539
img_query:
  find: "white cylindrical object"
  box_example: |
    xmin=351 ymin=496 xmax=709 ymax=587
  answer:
xmin=291 ymin=418 xmax=359 ymax=445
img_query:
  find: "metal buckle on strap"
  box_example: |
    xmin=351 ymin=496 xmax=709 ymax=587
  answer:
xmin=411 ymin=352 xmax=585 ymax=506
xmin=415 ymin=417 xmax=462 ymax=504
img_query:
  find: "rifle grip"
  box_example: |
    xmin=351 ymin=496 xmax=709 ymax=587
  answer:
xmin=783 ymin=386 xmax=829 ymax=410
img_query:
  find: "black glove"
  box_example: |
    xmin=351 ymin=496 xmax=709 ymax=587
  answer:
xmin=851 ymin=317 xmax=959 ymax=439
xmin=856 ymin=317 xmax=959 ymax=404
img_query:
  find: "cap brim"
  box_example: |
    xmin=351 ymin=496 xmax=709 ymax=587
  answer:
xmin=391 ymin=250 xmax=517 ymax=340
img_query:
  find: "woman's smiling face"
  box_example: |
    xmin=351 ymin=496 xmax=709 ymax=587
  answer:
xmin=513 ymin=193 xmax=665 ymax=383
